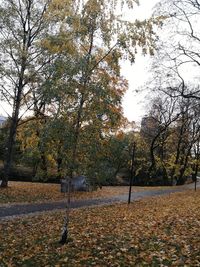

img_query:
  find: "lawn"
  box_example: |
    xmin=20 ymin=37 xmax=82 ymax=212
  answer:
xmin=0 ymin=190 xmax=199 ymax=266
xmin=0 ymin=181 xmax=174 ymax=205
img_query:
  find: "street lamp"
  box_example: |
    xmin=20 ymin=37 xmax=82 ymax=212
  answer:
xmin=128 ymin=141 xmax=136 ymax=204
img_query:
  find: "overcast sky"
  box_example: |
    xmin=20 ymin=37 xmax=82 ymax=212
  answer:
xmin=122 ymin=0 xmax=160 ymax=124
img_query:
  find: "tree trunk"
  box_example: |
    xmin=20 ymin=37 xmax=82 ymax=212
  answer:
xmin=1 ymin=90 xmax=22 ymax=187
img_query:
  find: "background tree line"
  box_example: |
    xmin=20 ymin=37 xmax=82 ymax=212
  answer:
xmin=1 ymin=91 xmax=199 ymax=186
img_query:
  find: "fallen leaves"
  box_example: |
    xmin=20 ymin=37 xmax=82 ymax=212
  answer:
xmin=0 ymin=183 xmax=130 ymax=205
xmin=0 ymin=182 xmax=170 ymax=205
xmin=0 ymin=189 xmax=200 ymax=266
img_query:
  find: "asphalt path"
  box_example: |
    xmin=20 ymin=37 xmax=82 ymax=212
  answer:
xmin=0 ymin=181 xmax=199 ymax=220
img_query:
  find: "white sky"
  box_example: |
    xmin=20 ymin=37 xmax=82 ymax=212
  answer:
xmin=121 ymin=0 xmax=160 ymax=124
xmin=0 ymin=0 xmax=160 ymax=123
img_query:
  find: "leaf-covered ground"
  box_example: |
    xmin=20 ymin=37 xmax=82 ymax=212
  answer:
xmin=0 ymin=190 xmax=200 ymax=266
xmin=0 ymin=182 xmax=173 ymax=204
xmin=0 ymin=182 xmax=131 ymax=204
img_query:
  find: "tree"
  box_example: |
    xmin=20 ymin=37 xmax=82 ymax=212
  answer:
xmin=167 ymin=97 xmax=199 ymax=184
xmin=42 ymin=0 xmax=161 ymax=243
xmin=141 ymin=0 xmax=200 ymax=185
xmin=0 ymin=0 xmax=52 ymax=187
xmin=150 ymin=0 xmax=200 ymax=100
xmin=44 ymin=0 xmax=159 ymax=180
xmin=140 ymin=96 xmax=179 ymax=184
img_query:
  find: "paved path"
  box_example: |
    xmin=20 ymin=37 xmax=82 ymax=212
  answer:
xmin=0 ymin=181 xmax=199 ymax=220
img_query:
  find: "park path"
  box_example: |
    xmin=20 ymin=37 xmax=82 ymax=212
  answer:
xmin=0 ymin=181 xmax=199 ymax=220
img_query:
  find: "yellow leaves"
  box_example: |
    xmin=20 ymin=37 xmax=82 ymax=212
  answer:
xmin=116 ymin=131 xmax=125 ymax=141
xmin=1 ymin=190 xmax=200 ymax=265
xmin=84 ymin=0 xmax=102 ymax=14
xmin=41 ymin=36 xmax=76 ymax=55
xmin=0 ymin=181 xmax=172 ymax=205
xmin=47 ymin=0 xmax=73 ymax=21
xmin=0 ymin=182 xmax=138 ymax=204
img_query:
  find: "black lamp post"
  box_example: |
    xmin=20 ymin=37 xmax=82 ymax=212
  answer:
xmin=128 ymin=141 xmax=136 ymax=204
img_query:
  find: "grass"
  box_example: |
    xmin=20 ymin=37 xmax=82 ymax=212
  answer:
xmin=0 ymin=190 xmax=200 ymax=266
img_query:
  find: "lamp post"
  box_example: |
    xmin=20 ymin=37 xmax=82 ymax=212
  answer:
xmin=128 ymin=141 xmax=136 ymax=204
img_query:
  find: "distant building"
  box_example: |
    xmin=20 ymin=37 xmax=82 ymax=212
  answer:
xmin=140 ymin=115 xmax=159 ymax=139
